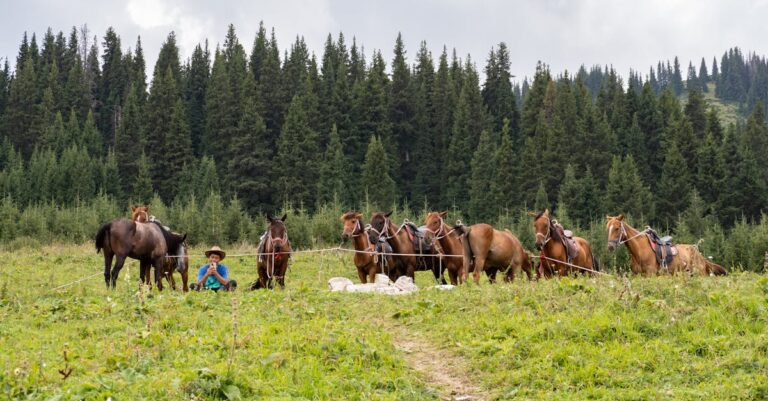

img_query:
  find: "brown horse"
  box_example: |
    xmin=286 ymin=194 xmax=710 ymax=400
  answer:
xmin=368 ymin=211 xmax=444 ymax=282
xmin=606 ymin=214 xmax=727 ymax=276
xmin=252 ymin=214 xmax=292 ymax=289
xmin=131 ymin=205 xmax=149 ymax=223
xmin=453 ymin=223 xmax=533 ymax=284
xmin=341 ymin=211 xmax=393 ymax=283
xmin=159 ymin=239 xmax=189 ymax=291
xmin=95 ymin=219 xmax=186 ymax=289
xmin=530 ymin=209 xmax=599 ymax=277
xmin=423 ymin=211 xmax=465 ymax=285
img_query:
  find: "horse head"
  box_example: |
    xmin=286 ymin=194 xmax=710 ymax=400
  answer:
xmin=131 ymin=205 xmax=150 ymax=223
xmin=266 ymin=213 xmax=289 ymax=252
xmin=340 ymin=211 xmax=364 ymax=242
xmin=368 ymin=211 xmax=392 ymax=245
xmin=423 ymin=211 xmax=448 ymax=244
xmin=605 ymin=213 xmax=626 ymax=251
xmin=529 ymin=209 xmax=551 ymax=251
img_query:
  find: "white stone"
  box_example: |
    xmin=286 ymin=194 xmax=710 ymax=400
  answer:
xmin=374 ymin=274 xmax=392 ymax=285
xmin=328 ymin=277 xmax=354 ymax=292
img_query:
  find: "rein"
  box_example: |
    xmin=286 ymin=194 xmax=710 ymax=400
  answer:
xmin=609 ymin=221 xmax=647 ymax=247
xmin=535 ymin=216 xmax=553 ymax=247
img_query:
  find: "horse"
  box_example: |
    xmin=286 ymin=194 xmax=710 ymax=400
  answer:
xmin=340 ymin=211 xmax=393 ymax=283
xmin=131 ymin=205 xmax=149 ymax=223
xmin=368 ymin=211 xmax=444 ymax=283
xmin=95 ymin=219 xmax=186 ymax=289
xmin=606 ymin=214 xmax=727 ymax=276
xmin=159 ymin=238 xmax=189 ymax=291
xmin=251 ymin=214 xmax=292 ymax=289
xmin=530 ymin=209 xmax=599 ymax=277
xmin=423 ymin=211 xmax=465 ymax=285
xmin=452 ymin=223 xmax=533 ymax=284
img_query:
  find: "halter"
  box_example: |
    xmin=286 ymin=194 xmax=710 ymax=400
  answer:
xmin=423 ymin=215 xmax=457 ymax=241
xmin=535 ymin=215 xmax=553 ymax=246
xmin=608 ymin=221 xmax=647 ymax=246
xmin=268 ymin=224 xmax=289 ymax=250
xmin=344 ymin=217 xmax=365 ymax=238
xmin=368 ymin=216 xmax=393 ymax=242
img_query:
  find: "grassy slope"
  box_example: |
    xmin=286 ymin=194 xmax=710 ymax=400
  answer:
xmin=1 ymin=245 xmax=767 ymax=400
xmin=681 ymin=82 xmax=743 ymax=127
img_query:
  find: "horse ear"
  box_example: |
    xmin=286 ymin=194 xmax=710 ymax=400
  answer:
xmin=439 ymin=211 xmax=448 ymax=218
xmin=385 ymin=211 xmax=393 ymax=217
xmin=131 ymin=205 xmax=137 ymax=211
xmin=618 ymin=213 xmax=625 ymax=221
xmin=355 ymin=213 xmax=363 ymax=220
xmin=281 ymin=213 xmax=287 ymax=222
xmin=543 ymin=208 xmax=549 ymax=216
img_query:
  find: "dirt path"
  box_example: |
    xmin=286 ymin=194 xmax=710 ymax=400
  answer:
xmin=381 ymin=320 xmax=489 ymax=401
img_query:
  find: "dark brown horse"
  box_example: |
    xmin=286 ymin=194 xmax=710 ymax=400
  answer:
xmin=423 ymin=211 xmax=465 ymax=285
xmin=341 ymin=211 xmax=393 ymax=283
xmin=606 ymin=214 xmax=727 ymax=276
xmin=252 ymin=214 xmax=292 ymax=289
xmin=95 ymin=219 xmax=186 ymax=289
xmin=368 ymin=211 xmax=444 ymax=282
xmin=159 ymin=239 xmax=189 ymax=291
xmin=453 ymin=223 xmax=533 ymax=284
xmin=530 ymin=209 xmax=599 ymax=277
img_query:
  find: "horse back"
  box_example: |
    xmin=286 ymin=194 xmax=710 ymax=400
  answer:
xmin=130 ymin=221 xmax=168 ymax=258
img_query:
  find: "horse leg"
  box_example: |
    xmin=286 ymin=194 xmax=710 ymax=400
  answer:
xmin=109 ymin=255 xmax=127 ymax=288
xmin=153 ymin=258 xmax=164 ymax=291
xmin=103 ymin=252 xmax=114 ymax=288
xmin=448 ymin=267 xmax=459 ymax=286
xmin=367 ymin=265 xmax=377 ymax=283
xmin=357 ymin=266 xmax=367 ymax=283
xmin=473 ymin=256 xmax=487 ymax=284
xmin=181 ymin=267 xmax=189 ymax=292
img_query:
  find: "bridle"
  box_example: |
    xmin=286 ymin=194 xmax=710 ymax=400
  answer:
xmin=535 ymin=215 xmax=553 ymax=247
xmin=368 ymin=216 xmax=393 ymax=242
xmin=423 ymin=215 xmax=456 ymax=241
xmin=344 ymin=217 xmax=365 ymax=238
xmin=268 ymin=221 xmax=289 ymax=250
xmin=608 ymin=221 xmax=647 ymax=247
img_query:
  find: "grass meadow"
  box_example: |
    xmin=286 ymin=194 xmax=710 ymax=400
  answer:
xmin=1 ymin=244 xmax=767 ymax=400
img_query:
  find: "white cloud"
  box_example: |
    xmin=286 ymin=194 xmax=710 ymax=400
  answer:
xmin=126 ymin=0 xmax=179 ymax=29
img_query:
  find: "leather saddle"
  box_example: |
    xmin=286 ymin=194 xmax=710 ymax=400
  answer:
xmin=554 ymin=223 xmax=579 ymax=263
xmin=646 ymin=229 xmax=677 ymax=268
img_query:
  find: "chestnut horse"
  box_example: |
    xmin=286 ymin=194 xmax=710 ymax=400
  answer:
xmin=131 ymin=205 xmax=150 ymax=222
xmin=95 ymin=219 xmax=186 ymax=289
xmin=530 ymin=209 xmax=599 ymax=277
xmin=453 ymin=223 xmax=533 ymax=284
xmin=252 ymin=214 xmax=292 ymax=289
xmin=606 ymin=214 xmax=727 ymax=276
xmin=341 ymin=211 xmax=397 ymax=283
xmin=368 ymin=211 xmax=443 ymax=282
xmin=423 ymin=211 xmax=465 ymax=285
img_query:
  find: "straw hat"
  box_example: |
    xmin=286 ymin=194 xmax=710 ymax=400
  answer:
xmin=204 ymin=245 xmax=226 ymax=260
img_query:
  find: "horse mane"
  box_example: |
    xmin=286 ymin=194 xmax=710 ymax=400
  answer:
xmin=151 ymin=221 xmax=183 ymax=251
xmin=533 ymin=210 xmax=546 ymax=220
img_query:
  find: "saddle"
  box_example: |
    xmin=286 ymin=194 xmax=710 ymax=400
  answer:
xmin=645 ymin=228 xmax=677 ymax=269
xmin=553 ymin=223 xmax=579 ymax=264
xmin=403 ymin=222 xmax=435 ymax=254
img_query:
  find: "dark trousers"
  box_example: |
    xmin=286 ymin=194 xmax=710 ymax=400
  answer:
xmin=190 ymin=280 xmax=237 ymax=292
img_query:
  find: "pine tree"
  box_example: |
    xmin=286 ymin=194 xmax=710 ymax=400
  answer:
xmin=203 ymin=50 xmax=236 ymax=163
xmin=388 ymin=34 xmax=415 ymax=195
xmin=157 ymin=97 xmax=193 ymax=200
xmin=361 ymin=135 xmax=396 ymax=209
xmin=114 ymin=84 xmax=143 ymax=195
xmin=4 ymin=58 xmax=40 ymax=158
xmin=26 ymin=147 xmax=57 ymax=203
xmin=656 ymin=140 xmax=691 ymax=225
xmin=99 ymin=149 xmax=122 ymax=200
xmin=698 ymin=57 xmax=709 ymax=92
xmin=492 ymin=119 xmax=516 ymax=211
xmin=695 ymin=132 xmax=726 ymax=208
xmin=227 ymin=73 xmax=271 ymax=212
xmin=98 ymin=27 xmax=128 ymax=149
xmin=671 ymin=56 xmax=684 ymax=95
xmin=468 ymin=130 xmax=497 ymax=221
xmin=482 ymin=42 xmax=519 ymax=137
xmin=742 ymin=101 xmax=768 ymax=184
xmin=80 ymin=111 xmax=102 ymax=158
xmin=316 ymin=124 xmax=347 ymax=207
xmin=605 ymin=155 xmax=654 ymax=218
xmin=276 ymin=94 xmax=320 ymax=209
xmin=534 ymin=181 xmax=550 ymax=212
xmin=185 ymin=43 xmax=210 ymax=156
xmin=131 ymin=151 xmax=154 ymax=204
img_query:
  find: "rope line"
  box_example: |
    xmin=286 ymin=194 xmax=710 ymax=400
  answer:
xmin=533 ymin=254 xmax=612 ymax=276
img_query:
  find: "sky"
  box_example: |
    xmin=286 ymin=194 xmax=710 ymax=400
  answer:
xmin=2 ymin=0 xmax=768 ymax=83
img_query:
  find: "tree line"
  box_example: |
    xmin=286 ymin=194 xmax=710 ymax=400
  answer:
xmin=0 ymin=24 xmax=767 ymax=237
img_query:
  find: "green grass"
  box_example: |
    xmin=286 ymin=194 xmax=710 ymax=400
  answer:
xmin=2 ymin=245 xmax=767 ymax=400
xmin=682 ymin=83 xmax=743 ymax=127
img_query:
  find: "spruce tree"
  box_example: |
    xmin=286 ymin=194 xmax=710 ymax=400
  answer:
xmin=492 ymin=119 xmax=516 ymax=211
xmin=656 ymin=141 xmax=691 ymax=225
xmin=605 ymin=155 xmax=654 ymax=218
xmin=695 ymin=132 xmax=726 ymax=208
xmin=4 ymin=58 xmax=40 ymax=158
xmin=468 ymin=130 xmax=497 ymax=222
xmin=316 ymin=124 xmax=347 ymax=207
xmin=361 ymin=135 xmax=396 ymax=210
xmin=185 ymin=43 xmax=210 ymax=156
xmin=114 ymin=84 xmax=143 ymax=195
xmin=99 ymin=27 xmax=127 ymax=148
xmin=534 ymin=182 xmax=550 ymax=212
xmin=131 ymin=151 xmax=154 ymax=204
xmin=276 ymin=94 xmax=320 ymax=209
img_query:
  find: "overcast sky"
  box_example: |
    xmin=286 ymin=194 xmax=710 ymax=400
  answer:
xmin=2 ymin=0 xmax=768 ymax=83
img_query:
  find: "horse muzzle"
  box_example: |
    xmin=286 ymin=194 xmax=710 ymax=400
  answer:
xmin=535 ymin=241 xmax=543 ymax=251
xmin=341 ymin=233 xmax=350 ymax=242
xmin=607 ymin=241 xmax=617 ymax=252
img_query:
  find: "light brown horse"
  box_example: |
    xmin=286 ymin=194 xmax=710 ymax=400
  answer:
xmin=252 ymin=214 xmax=292 ymax=289
xmin=453 ymin=223 xmax=533 ymax=284
xmin=131 ymin=205 xmax=150 ymax=223
xmin=530 ymin=209 xmax=599 ymax=277
xmin=606 ymin=214 xmax=727 ymax=276
xmin=340 ymin=211 xmax=387 ymax=283
xmin=423 ymin=211 xmax=465 ymax=285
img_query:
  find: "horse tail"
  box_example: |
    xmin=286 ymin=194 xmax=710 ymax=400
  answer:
xmin=592 ymin=255 xmax=601 ymax=272
xmin=453 ymin=224 xmax=473 ymax=277
xmin=705 ymin=259 xmax=727 ymax=276
xmin=95 ymin=223 xmax=111 ymax=254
